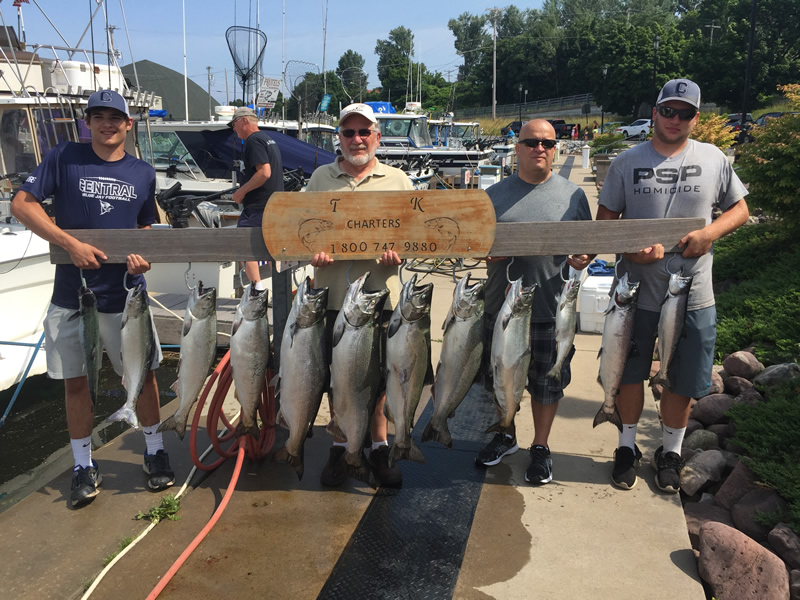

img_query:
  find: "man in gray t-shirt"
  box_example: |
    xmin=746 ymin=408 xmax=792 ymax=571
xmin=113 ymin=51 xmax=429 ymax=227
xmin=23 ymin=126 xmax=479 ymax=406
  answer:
xmin=597 ymin=79 xmax=749 ymax=494
xmin=475 ymin=119 xmax=592 ymax=485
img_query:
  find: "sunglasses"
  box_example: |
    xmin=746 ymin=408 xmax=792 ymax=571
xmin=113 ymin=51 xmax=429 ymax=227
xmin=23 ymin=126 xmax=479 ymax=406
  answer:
xmin=519 ymin=138 xmax=557 ymax=149
xmin=339 ymin=128 xmax=374 ymax=138
xmin=657 ymin=105 xmax=697 ymax=121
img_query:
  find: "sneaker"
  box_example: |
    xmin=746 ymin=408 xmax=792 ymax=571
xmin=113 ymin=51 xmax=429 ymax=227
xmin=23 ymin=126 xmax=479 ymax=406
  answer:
xmin=71 ymin=461 xmax=102 ymax=508
xmin=320 ymin=445 xmax=347 ymax=487
xmin=143 ymin=450 xmax=175 ymax=490
xmin=475 ymin=433 xmax=519 ymax=466
xmin=525 ymin=445 xmax=553 ymax=484
xmin=368 ymin=445 xmax=402 ymax=488
xmin=611 ymin=445 xmax=642 ymax=490
xmin=652 ymin=446 xmax=685 ymax=494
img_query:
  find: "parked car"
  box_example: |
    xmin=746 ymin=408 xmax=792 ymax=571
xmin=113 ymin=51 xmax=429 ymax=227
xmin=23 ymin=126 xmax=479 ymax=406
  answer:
xmin=737 ymin=111 xmax=799 ymax=144
xmin=725 ymin=113 xmax=754 ymax=132
xmin=601 ymin=121 xmax=623 ymax=134
xmin=547 ymin=119 xmax=578 ymax=139
xmin=500 ymin=121 xmax=522 ymax=136
xmin=615 ymin=119 xmax=651 ymax=140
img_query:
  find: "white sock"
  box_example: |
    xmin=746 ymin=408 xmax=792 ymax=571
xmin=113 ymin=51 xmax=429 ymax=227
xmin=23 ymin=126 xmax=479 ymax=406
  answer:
xmin=142 ymin=423 xmax=164 ymax=455
xmin=332 ymin=441 xmax=347 ymax=448
xmin=618 ymin=423 xmax=638 ymax=451
xmin=662 ymin=424 xmax=686 ymax=455
xmin=371 ymin=440 xmax=388 ymax=451
xmin=254 ymin=280 xmax=265 ymax=291
xmin=71 ymin=436 xmax=93 ymax=469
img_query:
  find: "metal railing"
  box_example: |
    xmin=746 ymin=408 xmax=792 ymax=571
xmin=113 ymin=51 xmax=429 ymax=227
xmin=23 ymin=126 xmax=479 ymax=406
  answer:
xmin=458 ymin=93 xmax=594 ymax=119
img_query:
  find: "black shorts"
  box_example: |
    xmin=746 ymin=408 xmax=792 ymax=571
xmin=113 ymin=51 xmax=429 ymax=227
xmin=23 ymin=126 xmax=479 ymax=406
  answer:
xmin=237 ymin=206 xmax=264 ymax=228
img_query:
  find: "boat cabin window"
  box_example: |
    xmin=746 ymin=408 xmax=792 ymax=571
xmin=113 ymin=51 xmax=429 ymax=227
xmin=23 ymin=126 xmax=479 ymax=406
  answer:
xmin=305 ymin=129 xmax=335 ymax=153
xmin=380 ymin=118 xmax=410 ymax=138
xmin=0 ymin=108 xmax=37 ymax=179
xmin=138 ymin=129 xmax=203 ymax=175
xmin=408 ymin=118 xmax=432 ymax=148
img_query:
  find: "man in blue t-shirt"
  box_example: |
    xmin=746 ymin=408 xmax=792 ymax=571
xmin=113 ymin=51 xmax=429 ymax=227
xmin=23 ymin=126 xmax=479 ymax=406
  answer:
xmin=229 ymin=107 xmax=284 ymax=291
xmin=11 ymin=89 xmax=175 ymax=508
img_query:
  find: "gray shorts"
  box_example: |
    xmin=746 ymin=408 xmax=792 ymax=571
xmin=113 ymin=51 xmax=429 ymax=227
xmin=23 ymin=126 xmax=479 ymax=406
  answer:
xmin=620 ymin=306 xmax=716 ymax=398
xmin=43 ymin=303 xmax=162 ymax=380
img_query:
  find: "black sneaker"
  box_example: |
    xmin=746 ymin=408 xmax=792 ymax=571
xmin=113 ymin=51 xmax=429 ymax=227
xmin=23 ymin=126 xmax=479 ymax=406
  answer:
xmin=652 ymin=446 xmax=685 ymax=493
xmin=611 ymin=445 xmax=642 ymax=490
xmin=368 ymin=445 xmax=402 ymax=488
xmin=525 ymin=445 xmax=552 ymax=484
xmin=320 ymin=445 xmax=347 ymax=487
xmin=143 ymin=450 xmax=175 ymax=490
xmin=71 ymin=461 xmax=102 ymax=508
xmin=475 ymin=433 xmax=519 ymax=466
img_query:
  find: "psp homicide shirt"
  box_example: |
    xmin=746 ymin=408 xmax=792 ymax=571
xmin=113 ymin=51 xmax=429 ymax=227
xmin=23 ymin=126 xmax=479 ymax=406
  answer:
xmin=20 ymin=142 xmax=156 ymax=313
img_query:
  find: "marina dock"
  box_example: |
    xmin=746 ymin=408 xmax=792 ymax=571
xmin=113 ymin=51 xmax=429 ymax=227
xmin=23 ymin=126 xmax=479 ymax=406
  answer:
xmin=0 ymin=159 xmax=705 ymax=600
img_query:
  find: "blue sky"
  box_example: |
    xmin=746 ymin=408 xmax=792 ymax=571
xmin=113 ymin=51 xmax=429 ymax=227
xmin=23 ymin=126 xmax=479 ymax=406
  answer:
xmin=11 ymin=0 xmax=528 ymax=105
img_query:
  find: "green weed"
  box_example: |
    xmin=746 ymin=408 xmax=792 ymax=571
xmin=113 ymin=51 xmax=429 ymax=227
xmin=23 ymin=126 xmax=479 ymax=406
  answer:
xmin=135 ymin=494 xmax=181 ymax=524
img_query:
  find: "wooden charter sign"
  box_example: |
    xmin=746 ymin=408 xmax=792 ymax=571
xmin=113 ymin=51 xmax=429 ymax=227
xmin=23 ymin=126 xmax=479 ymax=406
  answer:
xmin=261 ymin=190 xmax=496 ymax=262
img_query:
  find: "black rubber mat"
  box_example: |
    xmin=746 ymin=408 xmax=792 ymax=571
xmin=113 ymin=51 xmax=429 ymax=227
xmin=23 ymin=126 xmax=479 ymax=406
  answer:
xmin=317 ymin=386 xmax=497 ymax=600
xmin=557 ymin=154 xmax=575 ymax=180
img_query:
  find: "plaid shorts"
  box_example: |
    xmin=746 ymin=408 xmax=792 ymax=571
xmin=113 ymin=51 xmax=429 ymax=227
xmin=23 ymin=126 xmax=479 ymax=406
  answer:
xmin=482 ymin=317 xmax=572 ymax=406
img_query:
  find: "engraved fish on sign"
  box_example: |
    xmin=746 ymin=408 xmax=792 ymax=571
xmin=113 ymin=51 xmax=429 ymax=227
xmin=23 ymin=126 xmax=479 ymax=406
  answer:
xmin=298 ymin=219 xmax=333 ymax=251
xmin=424 ymin=217 xmax=460 ymax=250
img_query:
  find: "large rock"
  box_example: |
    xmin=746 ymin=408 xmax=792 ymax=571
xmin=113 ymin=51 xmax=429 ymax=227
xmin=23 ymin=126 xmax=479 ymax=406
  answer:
xmin=731 ymin=488 xmax=790 ymax=544
xmin=707 ymin=423 xmax=733 ymax=446
xmin=683 ymin=428 xmax=720 ymax=451
xmin=681 ymin=449 xmax=727 ymax=496
xmin=698 ymin=522 xmax=790 ymax=600
xmin=754 ymin=363 xmax=800 ymax=388
xmin=684 ymin=501 xmax=734 ymax=549
xmin=691 ymin=393 xmax=735 ymax=426
xmin=724 ymin=375 xmax=755 ymax=396
xmin=709 ymin=369 xmax=725 ymax=394
xmin=715 ymin=461 xmax=759 ymax=510
xmin=792 ymin=570 xmax=800 ymax=600
xmin=769 ymin=523 xmax=800 ymax=570
xmin=734 ymin=388 xmax=764 ymax=407
xmin=722 ymin=350 xmax=765 ymax=379
xmin=686 ymin=418 xmax=705 ymax=436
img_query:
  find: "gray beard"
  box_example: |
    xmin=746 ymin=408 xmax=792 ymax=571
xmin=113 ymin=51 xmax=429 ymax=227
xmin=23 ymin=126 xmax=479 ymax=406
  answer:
xmin=342 ymin=145 xmax=376 ymax=166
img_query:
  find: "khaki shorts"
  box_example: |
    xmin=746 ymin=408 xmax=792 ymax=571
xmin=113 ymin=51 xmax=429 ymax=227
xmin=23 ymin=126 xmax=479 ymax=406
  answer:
xmin=43 ymin=303 xmax=162 ymax=380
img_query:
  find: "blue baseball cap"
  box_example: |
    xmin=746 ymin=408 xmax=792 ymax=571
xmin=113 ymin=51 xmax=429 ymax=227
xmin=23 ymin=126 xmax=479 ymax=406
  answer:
xmin=86 ymin=90 xmax=130 ymax=117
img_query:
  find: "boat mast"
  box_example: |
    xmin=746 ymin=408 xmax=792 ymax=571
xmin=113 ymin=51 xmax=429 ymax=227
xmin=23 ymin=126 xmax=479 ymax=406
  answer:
xmin=182 ymin=0 xmax=188 ymax=121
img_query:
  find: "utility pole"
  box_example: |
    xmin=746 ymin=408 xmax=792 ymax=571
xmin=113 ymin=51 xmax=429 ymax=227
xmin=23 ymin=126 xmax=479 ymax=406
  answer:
xmin=207 ymin=67 xmax=214 ymax=120
xmin=704 ymin=20 xmax=721 ymax=45
xmin=488 ymin=7 xmax=501 ymax=120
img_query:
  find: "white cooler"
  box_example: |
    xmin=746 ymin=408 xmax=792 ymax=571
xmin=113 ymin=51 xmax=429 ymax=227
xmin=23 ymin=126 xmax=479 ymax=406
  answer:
xmin=578 ymin=275 xmax=613 ymax=333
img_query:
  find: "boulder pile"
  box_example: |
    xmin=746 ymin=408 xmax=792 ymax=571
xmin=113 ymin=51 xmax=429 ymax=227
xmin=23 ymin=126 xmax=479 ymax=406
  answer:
xmin=651 ymin=350 xmax=800 ymax=600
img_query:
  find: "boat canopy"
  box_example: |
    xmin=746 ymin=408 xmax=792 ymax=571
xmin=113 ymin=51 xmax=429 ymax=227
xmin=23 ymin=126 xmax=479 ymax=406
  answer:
xmin=364 ymin=101 xmax=396 ymax=114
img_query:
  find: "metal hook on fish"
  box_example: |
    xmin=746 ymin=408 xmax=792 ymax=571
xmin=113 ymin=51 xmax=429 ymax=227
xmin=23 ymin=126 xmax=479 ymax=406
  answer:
xmin=238 ymin=266 xmax=248 ymax=290
xmin=80 ymin=269 xmax=87 ymax=289
xmin=122 ymin=271 xmax=133 ymax=291
xmin=505 ymin=256 xmax=515 ymax=285
xmin=614 ymin=258 xmax=622 ymax=279
xmin=184 ymin=262 xmax=197 ymax=291
xmin=664 ymin=254 xmax=681 ymax=276
xmin=398 ymin=259 xmax=406 ymax=286
xmin=345 ymin=260 xmax=354 ymax=286
xmin=559 ymin=259 xmax=570 ymax=283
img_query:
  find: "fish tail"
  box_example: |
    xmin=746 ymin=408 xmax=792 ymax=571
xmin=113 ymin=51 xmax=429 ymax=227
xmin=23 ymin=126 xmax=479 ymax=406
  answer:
xmin=344 ymin=451 xmax=376 ymax=488
xmin=325 ymin=420 xmax=347 ymax=440
xmin=388 ymin=440 xmax=426 ymax=466
xmin=650 ymin=371 xmax=670 ymax=390
xmin=235 ymin=421 xmax=261 ymax=439
xmin=107 ymin=406 xmax=139 ymax=429
xmin=484 ymin=420 xmax=506 ymax=435
xmin=157 ymin=414 xmax=188 ymax=440
xmin=592 ymin=405 xmax=623 ymax=431
xmin=274 ymin=445 xmax=304 ymax=480
xmin=545 ymin=364 xmax=562 ymax=382
xmin=421 ymin=421 xmax=452 ymax=448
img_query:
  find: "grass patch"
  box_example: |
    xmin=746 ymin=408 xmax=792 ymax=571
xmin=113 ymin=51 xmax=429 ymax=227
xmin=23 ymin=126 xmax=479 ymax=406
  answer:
xmin=135 ymin=494 xmax=181 ymax=524
xmin=103 ymin=536 xmax=134 ymax=566
xmin=713 ymin=222 xmax=800 ymax=364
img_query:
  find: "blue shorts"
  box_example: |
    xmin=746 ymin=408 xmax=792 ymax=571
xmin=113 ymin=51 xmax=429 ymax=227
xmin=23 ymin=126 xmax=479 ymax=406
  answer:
xmin=237 ymin=206 xmax=264 ymax=228
xmin=620 ymin=306 xmax=716 ymax=398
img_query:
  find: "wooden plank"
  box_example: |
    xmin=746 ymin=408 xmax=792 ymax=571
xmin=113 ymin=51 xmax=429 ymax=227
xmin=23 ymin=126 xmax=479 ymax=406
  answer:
xmin=261 ymin=190 xmax=497 ymax=262
xmin=488 ymin=218 xmax=707 ymax=256
xmin=50 ymin=218 xmax=707 ymax=263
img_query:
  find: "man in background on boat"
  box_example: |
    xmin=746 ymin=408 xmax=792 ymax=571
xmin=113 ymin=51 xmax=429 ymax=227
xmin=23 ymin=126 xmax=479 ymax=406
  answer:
xmin=229 ymin=107 xmax=284 ymax=292
xmin=476 ymin=119 xmax=593 ymax=485
xmin=597 ymin=78 xmax=749 ymax=493
xmin=307 ymin=102 xmax=414 ymax=488
xmin=10 ymin=89 xmax=175 ymax=508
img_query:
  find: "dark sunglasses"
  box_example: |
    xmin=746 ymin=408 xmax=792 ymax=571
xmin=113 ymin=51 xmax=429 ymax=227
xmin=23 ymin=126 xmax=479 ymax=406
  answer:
xmin=339 ymin=128 xmax=374 ymax=138
xmin=657 ymin=105 xmax=697 ymax=121
xmin=519 ymin=138 xmax=557 ymax=149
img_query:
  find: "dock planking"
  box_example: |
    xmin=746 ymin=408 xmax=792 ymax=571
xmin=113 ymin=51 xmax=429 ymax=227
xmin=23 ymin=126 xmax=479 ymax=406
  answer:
xmin=150 ymin=293 xmax=240 ymax=347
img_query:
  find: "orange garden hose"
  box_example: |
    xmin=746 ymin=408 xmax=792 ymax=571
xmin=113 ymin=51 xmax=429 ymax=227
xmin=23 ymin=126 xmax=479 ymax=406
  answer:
xmin=147 ymin=350 xmax=276 ymax=598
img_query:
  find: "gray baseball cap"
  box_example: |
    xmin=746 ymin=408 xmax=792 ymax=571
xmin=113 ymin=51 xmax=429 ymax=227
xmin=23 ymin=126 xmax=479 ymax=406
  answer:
xmin=657 ymin=79 xmax=701 ymax=109
xmin=86 ymin=89 xmax=130 ymax=117
xmin=227 ymin=106 xmax=257 ymax=128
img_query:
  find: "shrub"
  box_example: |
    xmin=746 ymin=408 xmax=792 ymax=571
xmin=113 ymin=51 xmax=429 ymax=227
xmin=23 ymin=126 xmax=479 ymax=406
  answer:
xmin=735 ymin=113 xmax=800 ymax=228
xmin=690 ymin=113 xmax=736 ymax=149
xmin=728 ymin=375 xmax=800 ymax=534
xmin=589 ymin=132 xmax=626 ymax=157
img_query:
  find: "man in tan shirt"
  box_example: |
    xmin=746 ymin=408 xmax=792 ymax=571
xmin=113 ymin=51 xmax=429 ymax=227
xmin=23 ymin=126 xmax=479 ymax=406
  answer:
xmin=307 ymin=102 xmax=414 ymax=488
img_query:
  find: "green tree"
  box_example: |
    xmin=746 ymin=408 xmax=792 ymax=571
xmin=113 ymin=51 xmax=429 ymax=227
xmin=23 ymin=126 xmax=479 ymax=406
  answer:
xmin=375 ymin=26 xmax=415 ymax=103
xmin=447 ymin=12 xmax=488 ymax=82
xmin=336 ymin=50 xmax=368 ymax=102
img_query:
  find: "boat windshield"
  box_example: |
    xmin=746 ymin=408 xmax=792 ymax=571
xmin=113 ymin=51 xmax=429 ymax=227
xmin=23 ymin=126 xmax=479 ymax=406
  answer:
xmin=138 ymin=129 xmax=204 ymax=175
xmin=303 ymin=128 xmax=336 ymax=153
xmin=379 ymin=117 xmax=431 ymax=147
xmin=0 ymin=108 xmax=37 ymax=179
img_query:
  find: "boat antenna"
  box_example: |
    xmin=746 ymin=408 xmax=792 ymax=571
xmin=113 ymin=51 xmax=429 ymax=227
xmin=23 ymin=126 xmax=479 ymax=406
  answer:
xmin=118 ymin=0 xmax=140 ymax=92
xmin=102 ymin=0 xmax=110 ymax=88
xmin=226 ymin=26 xmax=267 ymax=104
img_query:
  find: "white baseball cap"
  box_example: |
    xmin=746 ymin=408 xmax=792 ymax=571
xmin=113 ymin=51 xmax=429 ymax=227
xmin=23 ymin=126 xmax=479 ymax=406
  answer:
xmin=339 ymin=103 xmax=377 ymax=127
